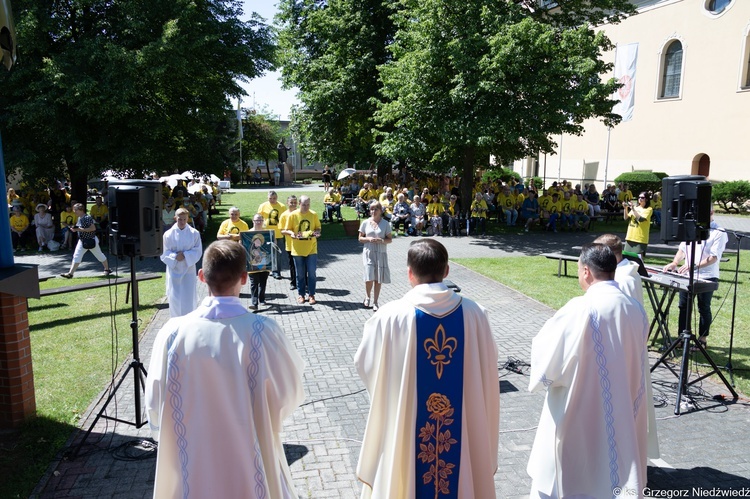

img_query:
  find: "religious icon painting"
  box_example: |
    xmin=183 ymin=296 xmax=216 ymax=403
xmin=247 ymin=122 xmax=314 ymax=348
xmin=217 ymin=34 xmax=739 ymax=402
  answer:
xmin=241 ymin=230 xmax=277 ymax=273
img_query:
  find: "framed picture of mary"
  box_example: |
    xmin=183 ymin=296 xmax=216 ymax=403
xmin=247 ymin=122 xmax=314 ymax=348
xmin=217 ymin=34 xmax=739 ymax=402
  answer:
xmin=241 ymin=230 xmax=277 ymax=273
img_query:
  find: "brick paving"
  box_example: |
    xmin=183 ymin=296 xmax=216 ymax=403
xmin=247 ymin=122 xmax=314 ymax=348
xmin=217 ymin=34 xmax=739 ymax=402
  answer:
xmin=13 ymin=210 xmax=750 ymax=498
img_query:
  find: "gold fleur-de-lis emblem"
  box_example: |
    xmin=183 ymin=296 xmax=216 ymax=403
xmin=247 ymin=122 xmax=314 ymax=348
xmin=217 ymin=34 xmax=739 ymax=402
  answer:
xmin=423 ymin=324 xmax=457 ymax=379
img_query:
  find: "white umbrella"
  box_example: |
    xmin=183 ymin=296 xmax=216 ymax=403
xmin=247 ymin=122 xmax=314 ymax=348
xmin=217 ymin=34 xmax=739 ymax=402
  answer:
xmin=188 ymin=183 xmax=204 ymax=194
xmin=337 ymin=168 xmax=357 ymax=180
xmin=181 ymin=170 xmax=195 ymax=180
xmin=162 ymin=173 xmax=187 ymax=189
xmin=209 ymin=174 xmax=221 ymax=183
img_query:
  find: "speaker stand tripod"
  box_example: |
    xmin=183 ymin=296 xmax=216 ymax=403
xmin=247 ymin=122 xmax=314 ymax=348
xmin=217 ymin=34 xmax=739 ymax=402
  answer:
xmin=650 ymin=241 xmax=737 ymax=415
xmin=72 ymin=254 xmax=148 ymax=458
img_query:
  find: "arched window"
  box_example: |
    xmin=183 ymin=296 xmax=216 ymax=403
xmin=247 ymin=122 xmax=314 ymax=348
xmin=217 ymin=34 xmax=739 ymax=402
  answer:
xmin=661 ymin=41 xmax=683 ymax=98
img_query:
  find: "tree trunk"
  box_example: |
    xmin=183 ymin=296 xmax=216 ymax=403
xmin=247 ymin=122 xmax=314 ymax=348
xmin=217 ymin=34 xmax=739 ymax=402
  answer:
xmin=68 ymin=163 xmax=88 ymax=209
xmin=460 ymin=147 xmax=476 ymax=215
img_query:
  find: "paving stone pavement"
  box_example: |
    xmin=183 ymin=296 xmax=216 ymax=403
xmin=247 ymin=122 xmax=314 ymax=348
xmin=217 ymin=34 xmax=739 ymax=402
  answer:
xmin=13 ymin=214 xmax=750 ymax=498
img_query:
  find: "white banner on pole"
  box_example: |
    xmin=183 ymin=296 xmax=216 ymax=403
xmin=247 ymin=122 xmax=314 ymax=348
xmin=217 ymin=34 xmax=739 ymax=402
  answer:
xmin=612 ymin=43 xmax=638 ymax=122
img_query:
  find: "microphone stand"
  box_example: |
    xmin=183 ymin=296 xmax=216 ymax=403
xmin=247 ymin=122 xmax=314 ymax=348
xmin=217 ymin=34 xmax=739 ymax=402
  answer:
xmin=724 ymin=229 xmax=746 ymax=385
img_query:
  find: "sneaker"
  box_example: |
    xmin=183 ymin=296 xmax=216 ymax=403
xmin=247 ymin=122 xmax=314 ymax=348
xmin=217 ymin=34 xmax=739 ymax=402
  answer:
xmin=524 ymin=227 xmax=529 ymax=232
xmin=60 ymin=273 xmax=73 ymax=279
xmin=249 ymin=304 xmax=258 ymax=311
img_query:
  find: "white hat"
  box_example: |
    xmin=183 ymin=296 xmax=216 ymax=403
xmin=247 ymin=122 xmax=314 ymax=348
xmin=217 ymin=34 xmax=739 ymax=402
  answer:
xmin=36 ymin=203 xmax=47 ymax=211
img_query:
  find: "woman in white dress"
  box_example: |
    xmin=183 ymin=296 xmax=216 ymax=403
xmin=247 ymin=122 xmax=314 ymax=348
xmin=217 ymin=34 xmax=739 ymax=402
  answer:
xmin=358 ymin=200 xmax=392 ymax=311
xmin=34 ymin=203 xmax=56 ymax=251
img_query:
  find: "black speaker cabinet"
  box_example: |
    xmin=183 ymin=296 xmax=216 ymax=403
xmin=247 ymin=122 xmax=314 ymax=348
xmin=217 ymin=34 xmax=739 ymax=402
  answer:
xmin=108 ymin=180 xmax=163 ymax=257
xmin=661 ymin=175 xmax=712 ymax=243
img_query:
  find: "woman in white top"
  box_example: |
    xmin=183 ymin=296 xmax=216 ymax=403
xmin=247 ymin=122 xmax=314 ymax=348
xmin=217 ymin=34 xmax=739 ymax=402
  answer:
xmin=34 ymin=203 xmax=56 ymax=251
xmin=410 ymin=195 xmax=426 ymax=236
xmin=358 ymin=200 xmax=392 ymax=311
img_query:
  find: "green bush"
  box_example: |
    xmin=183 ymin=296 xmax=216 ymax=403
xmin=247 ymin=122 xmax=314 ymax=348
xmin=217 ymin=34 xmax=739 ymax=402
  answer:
xmin=613 ymin=171 xmax=665 ymax=195
xmin=482 ymin=167 xmax=521 ymax=185
xmin=528 ymin=176 xmax=544 ymax=190
xmin=712 ymin=180 xmax=750 ymax=214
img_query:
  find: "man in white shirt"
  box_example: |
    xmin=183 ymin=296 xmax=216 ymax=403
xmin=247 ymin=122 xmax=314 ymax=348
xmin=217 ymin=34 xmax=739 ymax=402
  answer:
xmin=355 ymin=238 xmax=499 ymax=498
xmin=663 ymin=210 xmax=728 ymax=347
xmin=146 ymin=240 xmax=305 ymax=498
xmin=528 ymin=244 xmax=649 ymax=499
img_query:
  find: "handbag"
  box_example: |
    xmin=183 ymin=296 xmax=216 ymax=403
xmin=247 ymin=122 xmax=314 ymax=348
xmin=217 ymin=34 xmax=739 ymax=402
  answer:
xmin=82 ymin=238 xmax=96 ymax=249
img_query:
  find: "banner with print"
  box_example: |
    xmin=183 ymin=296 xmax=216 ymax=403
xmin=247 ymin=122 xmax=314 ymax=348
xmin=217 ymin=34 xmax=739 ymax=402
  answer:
xmin=612 ymin=43 xmax=638 ymax=122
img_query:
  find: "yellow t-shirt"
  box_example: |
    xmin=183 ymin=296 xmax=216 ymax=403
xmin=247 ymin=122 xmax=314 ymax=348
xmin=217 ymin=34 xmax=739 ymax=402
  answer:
xmin=625 ymin=207 xmax=653 ymax=244
xmin=498 ymin=193 xmax=515 ymax=210
xmin=546 ymin=200 xmax=562 ymax=215
xmin=560 ymin=197 xmax=575 ymax=215
xmin=217 ymin=218 xmax=249 ymax=237
xmin=279 ymin=210 xmax=294 ymax=251
xmin=257 ymin=201 xmax=286 ymax=239
xmin=324 ymin=192 xmax=341 ymax=205
xmin=427 ymin=201 xmax=443 ymax=217
xmin=10 ymin=213 xmax=29 ymax=232
xmin=287 ymin=210 xmax=321 ymax=257
xmin=538 ymin=195 xmax=552 ymax=212
xmin=89 ymin=204 xmax=109 ymax=221
xmin=60 ymin=211 xmax=78 ymax=228
xmin=470 ymin=199 xmax=488 ymax=218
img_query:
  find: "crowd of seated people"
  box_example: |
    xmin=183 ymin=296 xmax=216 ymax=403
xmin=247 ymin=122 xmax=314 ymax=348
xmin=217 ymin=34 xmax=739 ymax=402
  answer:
xmin=318 ymin=170 xmax=662 ymax=238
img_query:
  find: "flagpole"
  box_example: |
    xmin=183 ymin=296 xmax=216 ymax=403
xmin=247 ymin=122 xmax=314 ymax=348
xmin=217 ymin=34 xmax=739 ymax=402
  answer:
xmin=604 ymin=43 xmax=617 ymax=189
xmin=557 ymin=133 xmax=563 ymax=183
xmin=237 ymin=98 xmax=243 ymax=179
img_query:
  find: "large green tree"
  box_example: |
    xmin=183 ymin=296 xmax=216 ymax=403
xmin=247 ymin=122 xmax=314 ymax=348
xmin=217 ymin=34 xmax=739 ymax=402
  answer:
xmin=0 ymin=0 xmax=274 ymax=201
xmin=374 ymin=0 xmax=636 ymax=204
xmin=276 ymin=0 xmax=395 ymax=169
xmin=241 ymin=109 xmax=282 ymax=179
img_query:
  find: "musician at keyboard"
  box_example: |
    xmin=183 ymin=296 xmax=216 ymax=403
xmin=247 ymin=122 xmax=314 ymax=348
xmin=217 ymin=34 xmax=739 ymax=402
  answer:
xmin=662 ymin=210 xmax=727 ymax=348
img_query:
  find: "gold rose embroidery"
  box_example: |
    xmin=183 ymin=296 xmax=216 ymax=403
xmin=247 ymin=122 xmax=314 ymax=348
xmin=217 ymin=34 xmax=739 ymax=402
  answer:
xmin=423 ymin=324 xmax=457 ymax=379
xmin=418 ymin=393 xmax=457 ymax=497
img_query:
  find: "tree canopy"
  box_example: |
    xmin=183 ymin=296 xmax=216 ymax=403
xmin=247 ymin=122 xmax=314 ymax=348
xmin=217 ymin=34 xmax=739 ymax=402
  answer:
xmin=0 ymin=0 xmax=274 ymax=200
xmin=276 ymin=0 xmax=395 ymax=168
xmin=375 ymin=0 xmax=635 ymax=202
xmin=241 ymin=109 xmax=282 ymax=178
xmin=278 ymin=0 xmax=636 ymax=202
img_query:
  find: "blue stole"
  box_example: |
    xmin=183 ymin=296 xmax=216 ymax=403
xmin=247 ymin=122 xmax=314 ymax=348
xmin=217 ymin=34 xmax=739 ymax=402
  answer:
xmin=415 ymin=303 xmax=464 ymax=498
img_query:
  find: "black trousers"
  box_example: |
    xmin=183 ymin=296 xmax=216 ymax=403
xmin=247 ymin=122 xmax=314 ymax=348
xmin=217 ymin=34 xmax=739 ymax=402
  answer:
xmin=249 ymin=271 xmax=269 ymax=306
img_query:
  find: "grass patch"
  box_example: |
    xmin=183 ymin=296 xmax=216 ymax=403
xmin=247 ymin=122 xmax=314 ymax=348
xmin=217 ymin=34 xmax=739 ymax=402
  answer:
xmin=1 ymin=277 xmax=165 ymax=498
xmin=455 ymin=254 xmax=750 ymax=396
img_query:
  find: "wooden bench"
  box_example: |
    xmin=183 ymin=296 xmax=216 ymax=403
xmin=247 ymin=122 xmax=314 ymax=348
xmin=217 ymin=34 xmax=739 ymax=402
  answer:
xmin=39 ymin=272 xmax=162 ymax=303
xmin=543 ymin=253 xmax=579 ymax=277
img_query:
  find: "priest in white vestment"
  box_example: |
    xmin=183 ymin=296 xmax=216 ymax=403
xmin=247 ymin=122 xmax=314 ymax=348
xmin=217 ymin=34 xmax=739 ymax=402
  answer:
xmin=160 ymin=208 xmax=203 ymax=317
xmin=355 ymin=238 xmax=499 ymax=499
xmin=528 ymin=244 xmax=649 ymax=499
xmin=146 ymin=240 xmax=305 ymax=499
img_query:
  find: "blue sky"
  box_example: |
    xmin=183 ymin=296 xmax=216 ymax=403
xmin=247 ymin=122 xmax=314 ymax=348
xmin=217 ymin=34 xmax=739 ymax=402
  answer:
xmin=239 ymin=1 xmax=300 ymax=120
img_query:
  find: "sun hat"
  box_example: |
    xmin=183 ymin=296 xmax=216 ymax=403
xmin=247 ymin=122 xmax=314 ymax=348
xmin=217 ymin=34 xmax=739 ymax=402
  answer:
xmin=36 ymin=203 xmax=47 ymax=211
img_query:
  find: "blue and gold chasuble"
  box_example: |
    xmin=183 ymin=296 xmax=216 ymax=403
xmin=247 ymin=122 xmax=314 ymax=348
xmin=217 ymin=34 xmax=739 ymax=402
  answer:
xmin=415 ymin=302 xmax=464 ymax=498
